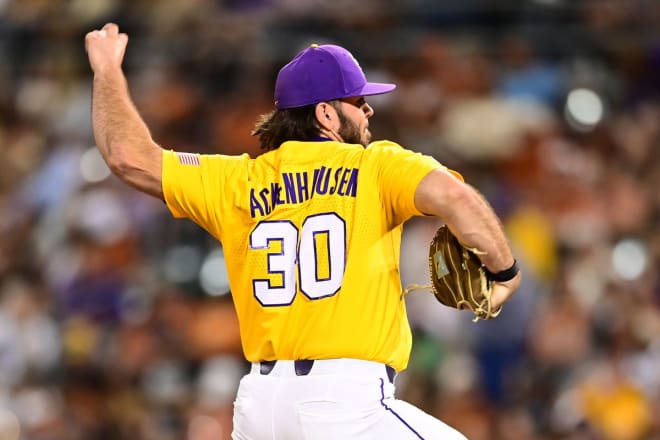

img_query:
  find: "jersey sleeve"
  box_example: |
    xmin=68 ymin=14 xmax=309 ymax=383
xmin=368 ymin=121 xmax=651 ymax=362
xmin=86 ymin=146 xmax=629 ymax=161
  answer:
xmin=366 ymin=140 xmax=461 ymax=224
xmin=161 ymin=150 xmax=248 ymax=239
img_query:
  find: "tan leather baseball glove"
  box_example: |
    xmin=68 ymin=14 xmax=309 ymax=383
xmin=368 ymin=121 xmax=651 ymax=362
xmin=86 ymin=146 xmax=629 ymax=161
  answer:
xmin=426 ymin=225 xmax=502 ymax=322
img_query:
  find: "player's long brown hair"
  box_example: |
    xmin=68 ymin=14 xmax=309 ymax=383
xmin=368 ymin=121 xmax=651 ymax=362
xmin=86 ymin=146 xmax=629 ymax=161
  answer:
xmin=252 ymin=101 xmax=342 ymax=151
xmin=251 ymin=104 xmax=320 ymax=151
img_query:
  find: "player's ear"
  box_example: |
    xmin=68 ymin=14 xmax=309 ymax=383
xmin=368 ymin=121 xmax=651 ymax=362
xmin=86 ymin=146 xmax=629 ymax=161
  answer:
xmin=315 ymin=102 xmax=338 ymax=131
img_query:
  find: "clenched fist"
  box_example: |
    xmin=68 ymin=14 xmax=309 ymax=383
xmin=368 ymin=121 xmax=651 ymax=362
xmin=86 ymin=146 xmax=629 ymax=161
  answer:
xmin=85 ymin=23 xmax=128 ymax=74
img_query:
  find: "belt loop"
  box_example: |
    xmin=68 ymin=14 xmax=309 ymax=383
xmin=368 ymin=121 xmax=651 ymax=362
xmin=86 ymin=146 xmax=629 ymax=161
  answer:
xmin=386 ymin=365 xmax=396 ymax=384
xmin=294 ymin=360 xmax=314 ymax=376
xmin=260 ymin=360 xmax=276 ymax=375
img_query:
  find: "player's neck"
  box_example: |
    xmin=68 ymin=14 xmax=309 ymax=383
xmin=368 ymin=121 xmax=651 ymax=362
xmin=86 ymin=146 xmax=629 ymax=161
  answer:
xmin=319 ymin=127 xmax=344 ymax=143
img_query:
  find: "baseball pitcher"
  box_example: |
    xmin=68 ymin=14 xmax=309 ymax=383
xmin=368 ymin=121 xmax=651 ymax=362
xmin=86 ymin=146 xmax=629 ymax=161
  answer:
xmin=85 ymin=23 xmax=521 ymax=439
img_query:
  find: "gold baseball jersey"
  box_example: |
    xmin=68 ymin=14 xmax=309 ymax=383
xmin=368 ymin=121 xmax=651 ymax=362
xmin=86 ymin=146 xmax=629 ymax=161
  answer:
xmin=162 ymin=140 xmax=452 ymax=372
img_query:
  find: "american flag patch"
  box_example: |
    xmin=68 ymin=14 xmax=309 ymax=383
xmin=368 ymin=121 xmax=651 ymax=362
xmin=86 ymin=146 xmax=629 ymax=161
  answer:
xmin=176 ymin=152 xmax=200 ymax=166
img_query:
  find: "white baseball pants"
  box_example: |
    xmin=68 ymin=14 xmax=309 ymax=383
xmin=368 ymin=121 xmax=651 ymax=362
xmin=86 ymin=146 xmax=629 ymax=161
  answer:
xmin=231 ymin=358 xmax=467 ymax=440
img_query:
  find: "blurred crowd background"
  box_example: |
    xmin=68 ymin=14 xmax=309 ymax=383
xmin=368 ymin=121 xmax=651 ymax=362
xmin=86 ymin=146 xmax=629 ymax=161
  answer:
xmin=1 ymin=0 xmax=659 ymax=439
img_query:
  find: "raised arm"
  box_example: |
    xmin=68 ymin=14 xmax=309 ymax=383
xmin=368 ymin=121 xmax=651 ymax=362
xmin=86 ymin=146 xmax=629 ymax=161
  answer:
xmin=85 ymin=23 xmax=163 ymax=199
xmin=414 ymin=168 xmax=521 ymax=308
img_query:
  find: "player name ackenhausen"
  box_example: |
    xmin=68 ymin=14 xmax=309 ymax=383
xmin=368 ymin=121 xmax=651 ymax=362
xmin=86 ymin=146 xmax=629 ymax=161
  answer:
xmin=249 ymin=166 xmax=359 ymax=218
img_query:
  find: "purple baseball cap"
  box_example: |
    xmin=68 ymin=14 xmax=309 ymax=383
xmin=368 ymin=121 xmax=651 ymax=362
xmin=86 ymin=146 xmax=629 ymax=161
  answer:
xmin=274 ymin=44 xmax=396 ymax=109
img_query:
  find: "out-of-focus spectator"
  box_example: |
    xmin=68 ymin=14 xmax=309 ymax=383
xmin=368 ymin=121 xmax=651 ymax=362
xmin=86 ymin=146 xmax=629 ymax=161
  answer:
xmin=1 ymin=1 xmax=659 ymax=438
xmin=0 ymin=277 xmax=60 ymax=388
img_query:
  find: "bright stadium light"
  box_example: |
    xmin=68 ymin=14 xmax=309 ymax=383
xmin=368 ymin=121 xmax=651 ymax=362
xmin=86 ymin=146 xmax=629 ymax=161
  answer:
xmin=199 ymin=249 xmax=230 ymax=296
xmin=611 ymin=238 xmax=648 ymax=281
xmin=565 ymin=88 xmax=604 ymax=131
xmin=80 ymin=147 xmax=111 ymax=183
xmin=162 ymin=245 xmax=203 ymax=284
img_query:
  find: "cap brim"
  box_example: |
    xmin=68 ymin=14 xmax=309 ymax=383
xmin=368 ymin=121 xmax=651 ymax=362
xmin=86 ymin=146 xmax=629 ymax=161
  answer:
xmin=359 ymin=82 xmax=396 ymax=97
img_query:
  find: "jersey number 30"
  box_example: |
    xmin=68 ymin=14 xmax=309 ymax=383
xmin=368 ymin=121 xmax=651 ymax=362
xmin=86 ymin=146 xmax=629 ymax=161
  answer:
xmin=249 ymin=213 xmax=346 ymax=306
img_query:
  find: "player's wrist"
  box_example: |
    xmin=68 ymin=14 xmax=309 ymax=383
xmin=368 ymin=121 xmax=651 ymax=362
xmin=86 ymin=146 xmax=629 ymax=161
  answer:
xmin=93 ymin=65 xmax=125 ymax=81
xmin=486 ymin=259 xmax=519 ymax=283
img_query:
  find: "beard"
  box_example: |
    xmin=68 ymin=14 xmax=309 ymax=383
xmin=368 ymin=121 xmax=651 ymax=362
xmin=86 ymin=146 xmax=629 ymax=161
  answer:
xmin=336 ymin=108 xmax=371 ymax=146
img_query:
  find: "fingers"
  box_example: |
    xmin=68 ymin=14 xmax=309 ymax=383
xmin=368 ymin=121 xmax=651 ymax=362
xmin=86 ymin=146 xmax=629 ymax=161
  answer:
xmin=490 ymin=271 xmax=521 ymax=309
xmin=85 ymin=23 xmax=128 ymax=51
xmin=103 ymin=23 xmax=119 ymax=36
xmin=489 ymin=284 xmax=510 ymax=310
xmin=86 ymin=23 xmax=121 ymax=41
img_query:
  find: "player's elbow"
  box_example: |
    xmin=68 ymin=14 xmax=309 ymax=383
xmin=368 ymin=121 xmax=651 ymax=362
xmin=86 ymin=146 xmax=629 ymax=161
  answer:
xmin=103 ymin=141 xmax=163 ymax=198
xmin=415 ymin=169 xmax=474 ymax=219
xmin=104 ymin=141 xmax=157 ymax=178
xmin=104 ymin=143 xmax=133 ymax=177
xmin=104 ymin=145 xmax=148 ymax=191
